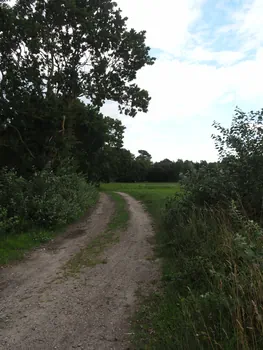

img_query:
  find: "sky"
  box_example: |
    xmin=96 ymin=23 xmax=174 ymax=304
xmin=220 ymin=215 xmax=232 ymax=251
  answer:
xmin=100 ymin=0 xmax=263 ymax=162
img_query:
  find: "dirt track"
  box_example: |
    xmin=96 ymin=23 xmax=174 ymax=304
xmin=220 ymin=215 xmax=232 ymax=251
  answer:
xmin=0 ymin=192 xmax=158 ymax=350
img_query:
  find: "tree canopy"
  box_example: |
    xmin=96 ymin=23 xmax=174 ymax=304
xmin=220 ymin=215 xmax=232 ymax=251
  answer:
xmin=0 ymin=0 xmax=154 ymax=175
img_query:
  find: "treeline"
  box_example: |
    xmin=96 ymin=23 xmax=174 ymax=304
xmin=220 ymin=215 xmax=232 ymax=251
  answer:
xmin=0 ymin=0 xmax=154 ymax=237
xmin=97 ymin=146 xmax=217 ymax=183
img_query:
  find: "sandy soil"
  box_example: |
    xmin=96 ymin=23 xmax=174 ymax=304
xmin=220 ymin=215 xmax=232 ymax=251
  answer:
xmin=0 ymin=192 xmax=158 ymax=350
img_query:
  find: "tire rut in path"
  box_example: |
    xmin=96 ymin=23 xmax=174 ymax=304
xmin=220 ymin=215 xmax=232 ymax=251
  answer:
xmin=0 ymin=192 xmax=159 ymax=350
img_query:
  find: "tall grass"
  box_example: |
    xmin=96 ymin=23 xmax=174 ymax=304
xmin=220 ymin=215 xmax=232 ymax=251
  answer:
xmin=134 ymin=196 xmax=263 ymax=349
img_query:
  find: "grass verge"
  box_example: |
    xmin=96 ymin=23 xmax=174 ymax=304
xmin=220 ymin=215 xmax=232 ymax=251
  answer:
xmin=64 ymin=192 xmax=129 ymax=275
xmin=0 ymin=230 xmax=55 ymax=265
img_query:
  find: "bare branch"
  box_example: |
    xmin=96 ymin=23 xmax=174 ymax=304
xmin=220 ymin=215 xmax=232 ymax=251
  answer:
xmin=8 ymin=124 xmax=35 ymax=158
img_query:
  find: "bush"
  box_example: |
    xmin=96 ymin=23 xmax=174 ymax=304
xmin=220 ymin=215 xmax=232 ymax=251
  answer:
xmin=172 ymin=108 xmax=263 ymax=224
xmin=0 ymin=206 xmax=20 ymax=236
xmin=0 ymin=168 xmax=29 ymax=232
xmin=152 ymin=108 xmax=263 ymax=349
xmin=180 ymin=163 xmax=237 ymax=207
xmin=0 ymin=168 xmax=98 ymax=236
xmin=27 ymin=170 xmax=97 ymax=227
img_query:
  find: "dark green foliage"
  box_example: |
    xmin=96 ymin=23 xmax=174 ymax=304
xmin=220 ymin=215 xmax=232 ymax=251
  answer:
xmin=98 ymin=148 xmax=208 ymax=184
xmin=180 ymin=162 xmax=237 ymax=207
xmin=179 ymin=108 xmax=263 ymax=221
xmin=213 ymin=108 xmax=263 ymax=220
xmin=0 ymin=0 xmax=154 ymax=175
xmin=0 ymin=0 xmax=153 ymax=256
xmin=0 ymin=167 xmax=98 ymax=236
xmin=147 ymin=158 xmax=182 ymax=182
xmin=27 ymin=170 xmax=98 ymax=227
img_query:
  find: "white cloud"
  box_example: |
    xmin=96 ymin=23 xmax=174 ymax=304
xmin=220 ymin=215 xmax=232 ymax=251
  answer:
xmin=116 ymin=0 xmax=206 ymax=55
xmin=136 ymin=58 xmax=228 ymax=121
xmin=119 ymin=47 xmax=263 ymax=123
xmin=188 ymin=48 xmax=245 ymax=65
xmin=220 ymin=0 xmax=263 ymax=52
xmin=102 ymin=51 xmax=263 ymax=161
xmin=100 ymin=0 xmax=263 ymax=162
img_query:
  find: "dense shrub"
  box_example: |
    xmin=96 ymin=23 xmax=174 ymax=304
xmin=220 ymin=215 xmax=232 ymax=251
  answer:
xmin=154 ymin=108 xmax=263 ymax=349
xmin=0 ymin=168 xmax=29 ymax=233
xmin=0 ymin=206 xmax=20 ymax=236
xmin=180 ymin=163 xmax=237 ymax=207
xmin=156 ymin=200 xmax=263 ymax=349
xmin=173 ymin=108 xmax=263 ymax=223
xmin=0 ymin=168 xmax=98 ymax=236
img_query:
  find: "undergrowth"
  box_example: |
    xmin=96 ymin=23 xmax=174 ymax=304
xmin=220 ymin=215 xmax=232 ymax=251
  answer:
xmin=134 ymin=198 xmax=263 ymax=349
xmin=0 ymin=168 xmax=98 ymax=265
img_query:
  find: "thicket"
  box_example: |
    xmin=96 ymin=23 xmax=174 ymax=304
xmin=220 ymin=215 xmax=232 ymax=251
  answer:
xmin=0 ymin=168 xmax=98 ymax=236
xmin=157 ymin=108 xmax=263 ymax=349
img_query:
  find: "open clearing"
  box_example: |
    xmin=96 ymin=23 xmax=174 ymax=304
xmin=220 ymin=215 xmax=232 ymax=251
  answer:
xmin=0 ymin=191 xmax=159 ymax=350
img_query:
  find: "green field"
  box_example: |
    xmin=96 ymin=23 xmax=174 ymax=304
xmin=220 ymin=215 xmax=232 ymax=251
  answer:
xmin=101 ymin=181 xmax=180 ymax=228
xmin=101 ymin=182 xmax=180 ymax=191
xmin=101 ymin=182 xmax=180 ymax=219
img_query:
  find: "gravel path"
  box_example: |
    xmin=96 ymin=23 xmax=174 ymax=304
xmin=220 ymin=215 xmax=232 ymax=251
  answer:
xmin=0 ymin=192 xmax=158 ymax=350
